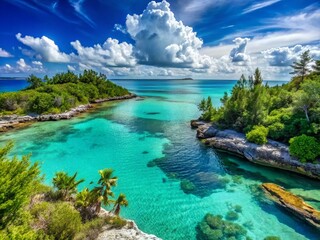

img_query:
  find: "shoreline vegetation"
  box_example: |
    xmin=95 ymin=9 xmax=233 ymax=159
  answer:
xmin=0 ymin=70 xmax=137 ymax=132
xmin=194 ymin=51 xmax=320 ymax=171
xmin=192 ymin=51 xmax=320 ymax=235
xmin=0 ymin=142 xmax=160 ymax=240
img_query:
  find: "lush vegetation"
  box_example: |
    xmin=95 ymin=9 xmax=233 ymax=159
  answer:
xmin=198 ymin=51 xmax=320 ymax=163
xmin=0 ymin=142 xmax=128 ymax=239
xmin=0 ymin=70 xmax=130 ymax=115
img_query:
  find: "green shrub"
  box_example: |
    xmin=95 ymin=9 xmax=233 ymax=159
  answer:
xmin=246 ymin=125 xmax=268 ymax=145
xmin=268 ymin=122 xmax=285 ymax=140
xmin=105 ymin=216 xmax=127 ymax=229
xmin=31 ymin=202 xmax=82 ymax=240
xmin=289 ymin=134 xmax=320 ymax=163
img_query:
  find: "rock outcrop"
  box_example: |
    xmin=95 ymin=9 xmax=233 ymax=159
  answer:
xmin=193 ymin=122 xmax=320 ymax=180
xmin=262 ymin=183 xmax=320 ymax=229
xmin=97 ymin=209 xmax=161 ymax=240
xmin=97 ymin=220 xmax=161 ymax=240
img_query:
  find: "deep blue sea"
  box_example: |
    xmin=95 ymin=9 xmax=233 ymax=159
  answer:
xmin=0 ymin=79 xmax=319 ymax=239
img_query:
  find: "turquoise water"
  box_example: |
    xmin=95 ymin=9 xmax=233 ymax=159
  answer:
xmin=1 ymin=79 xmax=319 ymax=239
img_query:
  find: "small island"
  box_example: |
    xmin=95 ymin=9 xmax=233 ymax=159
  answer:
xmin=0 ymin=70 xmax=136 ymax=132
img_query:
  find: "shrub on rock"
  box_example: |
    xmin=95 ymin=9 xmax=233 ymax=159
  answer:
xmin=289 ymin=134 xmax=320 ymax=163
xmin=246 ymin=125 xmax=268 ymax=145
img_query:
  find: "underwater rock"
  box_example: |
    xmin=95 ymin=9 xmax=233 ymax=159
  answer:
xmin=147 ymin=160 xmax=157 ymax=168
xmin=194 ymin=172 xmax=229 ymax=190
xmin=225 ymin=211 xmax=239 ymax=221
xmin=180 ymin=179 xmax=196 ymax=194
xmin=196 ymin=213 xmax=247 ymax=240
xmin=262 ymin=183 xmax=320 ymax=229
xmin=195 ymin=124 xmax=320 ymax=180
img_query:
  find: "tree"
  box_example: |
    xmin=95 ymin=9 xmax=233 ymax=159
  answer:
xmin=52 ymin=172 xmax=84 ymax=200
xmin=312 ymin=60 xmax=320 ymax=74
xmin=112 ymin=193 xmax=128 ymax=216
xmin=0 ymin=142 xmax=40 ymax=229
xmin=290 ymin=50 xmax=312 ymax=84
xmin=253 ymin=68 xmax=263 ymax=86
xmin=26 ymin=74 xmax=43 ymax=89
xmin=293 ymin=80 xmax=320 ymax=122
xmin=93 ymin=169 xmax=118 ymax=213
xmin=75 ymin=188 xmax=99 ymax=220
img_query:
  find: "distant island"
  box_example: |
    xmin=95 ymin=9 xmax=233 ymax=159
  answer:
xmin=0 ymin=77 xmax=27 ymax=80
xmin=0 ymin=70 xmax=135 ymax=131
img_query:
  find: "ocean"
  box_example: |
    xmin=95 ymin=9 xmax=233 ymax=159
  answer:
xmin=0 ymin=79 xmax=319 ymax=239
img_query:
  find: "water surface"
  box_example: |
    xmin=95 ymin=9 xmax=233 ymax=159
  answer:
xmin=1 ymin=79 xmax=319 ymax=239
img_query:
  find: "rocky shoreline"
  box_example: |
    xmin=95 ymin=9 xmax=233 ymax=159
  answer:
xmin=262 ymin=183 xmax=320 ymax=229
xmin=191 ymin=120 xmax=320 ymax=180
xmin=0 ymin=94 xmax=136 ymax=132
xmin=98 ymin=209 xmax=161 ymax=240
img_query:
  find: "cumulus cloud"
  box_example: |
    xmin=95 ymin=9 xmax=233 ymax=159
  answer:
xmin=70 ymin=38 xmax=136 ymax=68
xmin=0 ymin=48 xmax=13 ymax=57
xmin=262 ymin=44 xmax=320 ymax=66
xmin=16 ymin=33 xmax=70 ymax=62
xmin=0 ymin=58 xmax=44 ymax=73
xmin=126 ymin=0 xmax=212 ymax=68
xmin=229 ymin=37 xmax=251 ymax=64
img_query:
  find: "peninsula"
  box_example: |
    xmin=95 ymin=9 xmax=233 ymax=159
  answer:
xmin=192 ymin=51 xmax=320 ymax=178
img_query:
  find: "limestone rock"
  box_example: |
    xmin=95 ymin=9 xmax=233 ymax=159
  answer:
xmin=262 ymin=183 xmax=320 ymax=229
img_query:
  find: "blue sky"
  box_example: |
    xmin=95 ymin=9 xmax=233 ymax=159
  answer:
xmin=0 ymin=0 xmax=319 ymax=80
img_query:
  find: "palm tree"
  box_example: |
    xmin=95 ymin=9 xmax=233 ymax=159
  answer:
xmin=93 ymin=168 xmax=118 ymax=213
xmin=75 ymin=187 xmax=99 ymax=220
xmin=52 ymin=172 xmax=84 ymax=200
xmin=112 ymin=193 xmax=128 ymax=216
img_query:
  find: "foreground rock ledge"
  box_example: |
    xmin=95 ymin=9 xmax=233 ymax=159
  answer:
xmin=98 ymin=209 xmax=161 ymax=240
xmin=0 ymin=94 xmax=136 ymax=132
xmin=192 ymin=121 xmax=320 ymax=180
xmin=262 ymin=183 xmax=320 ymax=229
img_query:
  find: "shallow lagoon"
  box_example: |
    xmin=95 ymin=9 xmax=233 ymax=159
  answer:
xmin=1 ymin=79 xmax=319 ymax=239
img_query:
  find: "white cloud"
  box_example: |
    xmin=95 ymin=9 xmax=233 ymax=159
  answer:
xmin=70 ymin=38 xmax=136 ymax=68
xmin=16 ymin=33 xmax=70 ymax=62
xmin=69 ymin=0 xmax=95 ymax=28
xmin=67 ymin=65 xmax=76 ymax=71
xmin=114 ymin=24 xmax=127 ymax=34
xmin=229 ymin=37 xmax=251 ymax=64
xmin=0 ymin=58 xmax=44 ymax=73
xmin=0 ymin=48 xmax=13 ymax=57
xmin=126 ymin=0 xmax=212 ymax=68
xmin=201 ymin=5 xmax=320 ymax=58
xmin=242 ymin=0 xmax=281 ymax=14
xmin=262 ymin=44 xmax=320 ymax=66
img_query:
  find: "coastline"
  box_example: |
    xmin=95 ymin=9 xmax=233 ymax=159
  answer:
xmin=98 ymin=209 xmax=161 ymax=240
xmin=191 ymin=120 xmax=320 ymax=180
xmin=0 ymin=94 xmax=136 ymax=132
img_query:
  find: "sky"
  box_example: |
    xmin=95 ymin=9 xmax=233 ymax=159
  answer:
xmin=0 ymin=0 xmax=319 ymax=80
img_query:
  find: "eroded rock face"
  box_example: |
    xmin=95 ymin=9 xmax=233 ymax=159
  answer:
xmin=97 ymin=220 xmax=161 ymax=240
xmin=192 ymin=123 xmax=320 ymax=180
xmin=262 ymin=183 xmax=320 ymax=229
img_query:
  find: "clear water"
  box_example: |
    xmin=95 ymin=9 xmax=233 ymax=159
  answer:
xmin=0 ymin=79 xmax=319 ymax=240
